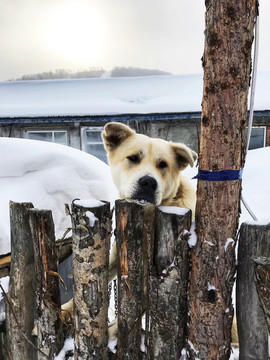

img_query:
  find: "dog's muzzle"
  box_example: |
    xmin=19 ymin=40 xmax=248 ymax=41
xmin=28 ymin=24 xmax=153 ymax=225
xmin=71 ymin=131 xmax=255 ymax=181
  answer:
xmin=131 ymin=175 xmax=158 ymax=204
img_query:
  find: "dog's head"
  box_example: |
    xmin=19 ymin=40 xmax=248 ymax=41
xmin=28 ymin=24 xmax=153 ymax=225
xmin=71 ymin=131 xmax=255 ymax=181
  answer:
xmin=102 ymin=122 xmax=197 ymax=205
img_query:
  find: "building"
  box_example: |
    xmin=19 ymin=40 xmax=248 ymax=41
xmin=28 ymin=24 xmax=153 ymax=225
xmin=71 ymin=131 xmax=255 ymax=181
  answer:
xmin=0 ymin=74 xmax=269 ymax=162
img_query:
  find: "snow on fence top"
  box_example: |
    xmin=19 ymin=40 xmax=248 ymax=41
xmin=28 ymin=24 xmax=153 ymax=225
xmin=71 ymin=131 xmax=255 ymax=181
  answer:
xmin=0 ymin=72 xmax=269 ymax=118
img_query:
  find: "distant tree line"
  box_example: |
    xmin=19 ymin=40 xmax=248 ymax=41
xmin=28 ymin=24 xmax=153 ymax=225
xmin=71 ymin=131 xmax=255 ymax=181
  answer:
xmin=111 ymin=66 xmax=171 ymax=77
xmin=12 ymin=66 xmax=171 ymax=81
xmin=15 ymin=68 xmax=105 ymax=81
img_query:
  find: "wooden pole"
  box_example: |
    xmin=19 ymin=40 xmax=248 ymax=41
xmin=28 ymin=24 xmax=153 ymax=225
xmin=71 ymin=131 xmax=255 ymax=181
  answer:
xmin=115 ymin=200 xmax=155 ymax=360
xmin=237 ymin=222 xmax=270 ymax=359
xmin=29 ymin=208 xmax=64 ymax=359
xmin=188 ymin=1 xmax=258 ymax=359
xmin=148 ymin=207 xmax=191 ymax=360
xmin=71 ymin=200 xmax=112 ymax=360
xmin=6 ymin=201 xmax=37 ymax=360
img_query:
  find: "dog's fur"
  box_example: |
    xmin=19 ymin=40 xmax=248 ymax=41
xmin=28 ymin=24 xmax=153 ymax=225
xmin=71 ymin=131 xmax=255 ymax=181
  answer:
xmin=102 ymin=122 xmax=197 ymax=213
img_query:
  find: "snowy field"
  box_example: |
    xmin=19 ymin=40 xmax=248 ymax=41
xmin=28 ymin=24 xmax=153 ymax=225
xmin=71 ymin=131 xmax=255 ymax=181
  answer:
xmin=0 ymin=138 xmax=269 ymax=359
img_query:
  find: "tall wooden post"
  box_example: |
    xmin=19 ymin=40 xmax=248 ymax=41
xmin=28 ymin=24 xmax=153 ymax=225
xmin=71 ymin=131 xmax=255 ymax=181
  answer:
xmin=188 ymin=1 xmax=258 ymax=359
xmin=148 ymin=207 xmax=191 ymax=360
xmin=115 ymin=200 xmax=155 ymax=360
xmin=6 ymin=202 xmax=37 ymax=360
xmin=72 ymin=200 xmax=112 ymax=360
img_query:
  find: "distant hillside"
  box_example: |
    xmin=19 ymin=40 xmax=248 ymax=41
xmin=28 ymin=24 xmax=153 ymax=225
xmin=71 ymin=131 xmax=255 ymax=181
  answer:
xmin=12 ymin=66 xmax=171 ymax=81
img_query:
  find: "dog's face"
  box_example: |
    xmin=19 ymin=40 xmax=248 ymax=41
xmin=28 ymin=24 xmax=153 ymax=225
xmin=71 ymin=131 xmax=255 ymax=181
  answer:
xmin=102 ymin=122 xmax=197 ymax=205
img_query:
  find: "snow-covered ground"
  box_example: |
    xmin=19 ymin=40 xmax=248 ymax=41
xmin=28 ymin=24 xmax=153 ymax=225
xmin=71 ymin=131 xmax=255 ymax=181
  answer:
xmin=0 ymin=137 xmax=118 ymax=255
xmin=0 ymin=138 xmax=269 ymax=359
xmin=0 ymin=72 xmax=270 ymax=117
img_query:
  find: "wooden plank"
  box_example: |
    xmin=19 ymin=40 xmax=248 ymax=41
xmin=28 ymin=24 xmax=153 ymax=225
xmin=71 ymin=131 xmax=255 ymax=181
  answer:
xmin=29 ymin=208 xmax=64 ymax=359
xmin=148 ymin=207 xmax=191 ymax=360
xmin=72 ymin=200 xmax=112 ymax=360
xmin=115 ymin=200 xmax=155 ymax=360
xmin=236 ymin=222 xmax=270 ymax=359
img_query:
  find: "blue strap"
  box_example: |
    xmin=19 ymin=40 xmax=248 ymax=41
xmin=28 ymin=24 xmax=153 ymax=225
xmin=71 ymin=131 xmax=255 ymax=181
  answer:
xmin=193 ymin=169 xmax=243 ymax=181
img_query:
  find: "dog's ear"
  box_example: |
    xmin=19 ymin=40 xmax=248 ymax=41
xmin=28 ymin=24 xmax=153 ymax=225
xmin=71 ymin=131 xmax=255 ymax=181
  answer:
xmin=102 ymin=122 xmax=135 ymax=151
xmin=171 ymin=143 xmax=197 ymax=170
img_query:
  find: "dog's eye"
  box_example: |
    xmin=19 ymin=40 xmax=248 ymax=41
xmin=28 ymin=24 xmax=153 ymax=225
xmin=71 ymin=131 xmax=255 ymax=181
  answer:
xmin=158 ymin=161 xmax=168 ymax=169
xmin=127 ymin=154 xmax=140 ymax=164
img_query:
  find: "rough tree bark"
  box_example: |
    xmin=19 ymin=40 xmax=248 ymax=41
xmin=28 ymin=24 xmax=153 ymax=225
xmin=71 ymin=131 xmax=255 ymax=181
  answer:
xmin=237 ymin=222 xmax=270 ymax=359
xmin=188 ymin=1 xmax=258 ymax=359
xmin=71 ymin=200 xmax=112 ymax=360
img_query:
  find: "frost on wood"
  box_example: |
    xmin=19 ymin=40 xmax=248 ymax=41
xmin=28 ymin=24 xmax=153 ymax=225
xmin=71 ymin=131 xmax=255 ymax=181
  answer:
xmin=71 ymin=200 xmax=112 ymax=360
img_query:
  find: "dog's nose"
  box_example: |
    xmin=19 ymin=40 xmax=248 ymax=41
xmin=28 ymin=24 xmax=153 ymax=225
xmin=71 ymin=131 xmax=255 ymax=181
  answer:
xmin=138 ymin=176 xmax=158 ymax=192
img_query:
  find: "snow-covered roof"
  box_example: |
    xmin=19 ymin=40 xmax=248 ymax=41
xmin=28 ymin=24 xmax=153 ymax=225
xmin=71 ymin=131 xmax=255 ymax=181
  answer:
xmin=0 ymin=72 xmax=269 ymax=118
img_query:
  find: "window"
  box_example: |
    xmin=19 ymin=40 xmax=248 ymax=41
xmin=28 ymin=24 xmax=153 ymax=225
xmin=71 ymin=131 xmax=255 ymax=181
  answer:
xmin=247 ymin=127 xmax=266 ymax=150
xmin=26 ymin=130 xmax=68 ymax=145
xmin=81 ymin=127 xmax=107 ymax=162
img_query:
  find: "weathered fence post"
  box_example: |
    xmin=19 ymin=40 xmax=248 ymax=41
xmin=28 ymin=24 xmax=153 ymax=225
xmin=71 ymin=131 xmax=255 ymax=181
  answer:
xmin=148 ymin=207 xmax=191 ymax=360
xmin=71 ymin=199 xmax=112 ymax=360
xmin=29 ymin=208 xmax=64 ymax=359
xmin=236 ymin=221 xmax=270 ymax=359
xmin=115 ymin=200 xmax=155 ymax=360
xmin=6 ymin=201 xmax=37 ymax=360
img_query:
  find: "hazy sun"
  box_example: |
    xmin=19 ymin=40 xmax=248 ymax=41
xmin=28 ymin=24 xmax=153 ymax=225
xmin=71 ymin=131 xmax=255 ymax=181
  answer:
xmin=44 ymin=2 xmax=106 ymax=67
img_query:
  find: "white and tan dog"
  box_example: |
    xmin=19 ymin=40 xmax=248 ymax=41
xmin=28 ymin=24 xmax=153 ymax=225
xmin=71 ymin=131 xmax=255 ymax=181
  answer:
xmin=102 ymin=122 xmax=197 ymax=213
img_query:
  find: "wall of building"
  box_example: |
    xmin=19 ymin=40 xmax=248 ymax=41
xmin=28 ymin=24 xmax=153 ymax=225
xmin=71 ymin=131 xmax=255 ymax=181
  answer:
xmin=1 ymin=111 xmax=269 ymax=157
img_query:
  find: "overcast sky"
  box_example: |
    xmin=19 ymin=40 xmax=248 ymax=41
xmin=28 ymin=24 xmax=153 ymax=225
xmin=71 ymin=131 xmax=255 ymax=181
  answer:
xmin=0 ymin=0 xmax=269 ymax=81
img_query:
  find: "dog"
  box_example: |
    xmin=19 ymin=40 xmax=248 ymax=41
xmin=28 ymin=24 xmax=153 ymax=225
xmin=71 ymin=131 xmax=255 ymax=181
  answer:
xmin=101 ymin=122 xmax=197 ymax=212
xmin=102 ymin=121 xmax=197 ymax=280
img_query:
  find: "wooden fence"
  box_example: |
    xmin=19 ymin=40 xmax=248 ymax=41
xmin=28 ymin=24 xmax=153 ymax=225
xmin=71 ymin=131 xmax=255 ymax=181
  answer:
xmin=0 ymin=200 xmax=269 ymax=359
